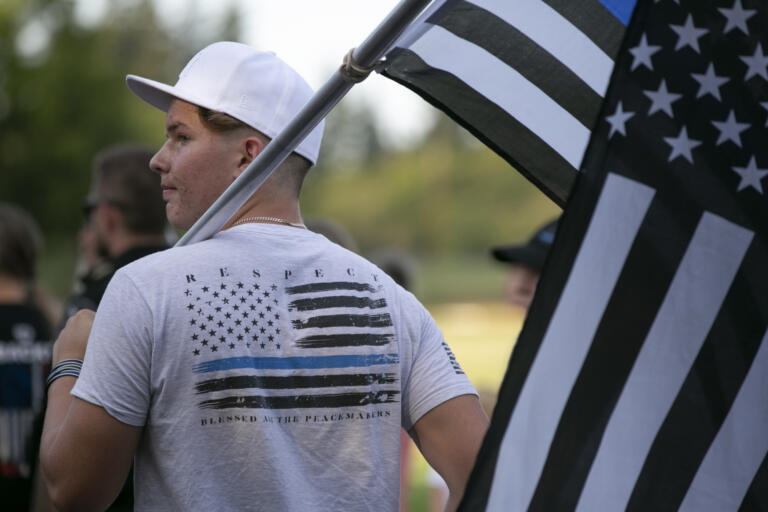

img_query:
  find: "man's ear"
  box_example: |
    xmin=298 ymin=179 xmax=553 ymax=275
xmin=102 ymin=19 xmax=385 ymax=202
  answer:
xmin=235 ymin=136 xmax=266 ymax=178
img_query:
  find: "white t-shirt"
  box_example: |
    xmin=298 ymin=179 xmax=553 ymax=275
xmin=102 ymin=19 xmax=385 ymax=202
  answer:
xmin=72 ymin=224 xmax=475 ymax=511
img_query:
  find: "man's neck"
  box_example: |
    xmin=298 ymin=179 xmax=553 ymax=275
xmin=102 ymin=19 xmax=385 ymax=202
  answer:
xmin=220 ymin=194 xmax=303 ymax=232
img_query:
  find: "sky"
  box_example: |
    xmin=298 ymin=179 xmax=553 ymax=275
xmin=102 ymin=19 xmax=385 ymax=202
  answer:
xmin=238 ymin=1 xmax=435 ymax=148
xmin=73 ymin=0 xmax=436 ymax=149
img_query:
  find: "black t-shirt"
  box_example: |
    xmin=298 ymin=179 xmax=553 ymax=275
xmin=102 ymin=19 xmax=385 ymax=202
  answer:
xmin=0 ymin=303 xmax=52 ymax=510
xmin=61 ymin=245 xmax=168 ymax=325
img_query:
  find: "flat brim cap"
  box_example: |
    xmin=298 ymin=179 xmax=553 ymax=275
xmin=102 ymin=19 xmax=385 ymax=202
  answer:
xmin=126 ymin=41 xmax=323 ymax=165
xmin=491 ymin=218 xmax=559 ymax=271
xmin=491 ymin=244 xmax=550 ymax=271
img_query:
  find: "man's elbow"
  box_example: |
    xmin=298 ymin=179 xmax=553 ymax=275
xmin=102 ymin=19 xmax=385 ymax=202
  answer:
xmin=42 ymin=461 xmax=106 ymax=512
xmin=46 ymin=484 xmax=108 ymax=512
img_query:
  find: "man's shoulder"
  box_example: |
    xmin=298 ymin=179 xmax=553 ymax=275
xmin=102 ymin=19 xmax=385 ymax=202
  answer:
xmin=111 ymin=244 xmax=192 ymax=283
xmin=120 ymin=241 xmax=210 ymax=269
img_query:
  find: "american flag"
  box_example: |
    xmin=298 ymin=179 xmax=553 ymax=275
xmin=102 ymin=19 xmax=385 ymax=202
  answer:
xmin=185 ymin=274 xmax=400 ymax=411
xmin=381 ymin=0 xmax=637 ymax=205
xmin=459 ymin=0 xmax=768 ymax=510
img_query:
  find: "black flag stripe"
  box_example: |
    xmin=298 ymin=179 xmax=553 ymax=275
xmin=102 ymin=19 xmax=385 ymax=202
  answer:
xmin=429 ymin=0 xmax=603 ymax=129
xmin=199 ymin=391 xmax=400 ymax=410
xmin=528 ymin=196 xmax=699 ymax=510
xmin=384 ymin=49 xmax=576 ymax=205
xmin=740 ymin=452 xmax=768 ymax=511
xmin=195 ymin=372 xmax=397 ymax=394
xmin=627 ymin=241 xmax=768 ymax=511
xmin=296 ymin=334 xmax=393 ymax=349
xmin=291 ymin=314 xmax=392 ymax=330
xmin=288 ymin=296 xmax=387 ymax=312
xmin=575 ymin=212 xmax=752 ymax=510
xmin=473 ymin=172 xmax=655 ymax=511
xmin=382 ymin=0 xmax=628 ymax=204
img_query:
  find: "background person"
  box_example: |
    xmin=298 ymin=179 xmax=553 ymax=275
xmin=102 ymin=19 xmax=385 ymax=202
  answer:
xmin=58 ymin=143 xmax=169 ymax=510
xmin=41 ymin=41 xmax=488 ymax=511
xmin=491 ymin=218 xmax=559 ymax=309
xmin=61 ymin=143 xmax=169 ymax=323
xmin=0 ymin=203 xmax=55 ymax=510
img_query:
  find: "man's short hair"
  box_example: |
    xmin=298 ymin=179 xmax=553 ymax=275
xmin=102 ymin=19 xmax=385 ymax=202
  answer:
xmin=196 ymin=106 xmax=312 ymax=196
xmin=90 ymin=143 xmax=166 ymax=235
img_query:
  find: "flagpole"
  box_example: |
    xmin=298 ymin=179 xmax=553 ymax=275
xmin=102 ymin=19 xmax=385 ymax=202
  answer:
xmin=175 ymin=0 xmax=433 ymax=247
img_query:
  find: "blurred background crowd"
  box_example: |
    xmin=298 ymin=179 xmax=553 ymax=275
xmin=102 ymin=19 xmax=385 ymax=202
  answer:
xmin=1 ymin=1 xmax=560 ymax=509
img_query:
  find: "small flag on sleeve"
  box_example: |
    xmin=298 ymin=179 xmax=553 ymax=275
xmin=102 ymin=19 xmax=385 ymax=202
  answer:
xmin=459 ymin=0 xmax=768 ymax=510
xmin=380 ymin=0 xmax=637 ymax=205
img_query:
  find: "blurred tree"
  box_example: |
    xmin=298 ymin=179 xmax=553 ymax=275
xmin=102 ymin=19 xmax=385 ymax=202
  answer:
xmin=0 ymin=0 xmax=241 ymax=235
xmin=424 ymin=108 xmax=476 ymax=149
xmin=303 ymin=127 xmax=561 ymax=255
xmin=317 ymin=97 xmax=385 ymax=168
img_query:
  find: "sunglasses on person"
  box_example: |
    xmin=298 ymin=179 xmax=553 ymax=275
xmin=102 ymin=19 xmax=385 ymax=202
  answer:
xmin=81 ymin=197 xmax=127 ymax=219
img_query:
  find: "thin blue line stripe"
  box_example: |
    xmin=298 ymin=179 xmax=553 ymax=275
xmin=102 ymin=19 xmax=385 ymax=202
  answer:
xmin=193 ymin=353 xmax=399 ymax=373
xmin=596 ymin=0 xmax=636 ymax=25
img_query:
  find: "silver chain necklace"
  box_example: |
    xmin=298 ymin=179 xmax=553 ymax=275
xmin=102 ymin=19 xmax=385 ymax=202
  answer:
xmin=232 ymin=216 xmax=306 ymax=229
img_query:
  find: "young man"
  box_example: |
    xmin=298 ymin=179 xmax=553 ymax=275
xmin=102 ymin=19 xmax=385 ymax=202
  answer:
xmin=41 ymin=42 xmax=488 ymax=511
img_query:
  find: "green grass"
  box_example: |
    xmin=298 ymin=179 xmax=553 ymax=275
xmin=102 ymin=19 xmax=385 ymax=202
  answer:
xmin=417 ymin=254 xmax=509 ymax=305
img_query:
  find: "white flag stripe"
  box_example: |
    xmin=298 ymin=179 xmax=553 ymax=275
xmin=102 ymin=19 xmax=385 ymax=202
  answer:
xmin=486 ymin=173 xmax=655 ymax=511
xmin=679 ymin=329 xmax=768 ymax=512
xmin=472 ymin=0 xmax=614 ymax=95
xmin=409 ymin=25 xmax=591 ymax=168
xmin=576 ymin=212 xmax=754 ymax=512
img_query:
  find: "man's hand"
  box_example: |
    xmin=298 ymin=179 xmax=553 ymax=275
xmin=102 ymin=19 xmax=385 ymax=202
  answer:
xmin=52 ymin=309 xmax=95 ymax=363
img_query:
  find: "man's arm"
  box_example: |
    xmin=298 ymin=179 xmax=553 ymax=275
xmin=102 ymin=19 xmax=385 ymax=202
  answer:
xmin=410 ymin=394 xmax=489 ymax=512
xmin=40 ymin=310 xmax=142 ymax=512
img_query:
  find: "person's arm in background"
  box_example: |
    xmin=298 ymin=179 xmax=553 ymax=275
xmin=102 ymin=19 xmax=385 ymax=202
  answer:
xmin=410 ymin=394 xmax=489 ymax=512
xmin=40 ymin=310 xmax=142 ymax=511
xmin=30 ymin=464 xmax=55 ymax=512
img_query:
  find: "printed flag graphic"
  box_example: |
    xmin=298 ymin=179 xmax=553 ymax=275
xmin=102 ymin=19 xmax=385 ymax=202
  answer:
xmin=185 ymin=276 xmax=400 ymax=411
xmin=381 ymin=0 xmax=637 ymax=205
xmin=459 ymin=0 xmax=768 ymax=510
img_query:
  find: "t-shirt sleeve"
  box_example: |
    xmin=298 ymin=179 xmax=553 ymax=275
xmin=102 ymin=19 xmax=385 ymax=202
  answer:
xmin=400 ymin=293 xmax=477 ymax=431
xmin=71 ymin=269 xmax=152 ymax=427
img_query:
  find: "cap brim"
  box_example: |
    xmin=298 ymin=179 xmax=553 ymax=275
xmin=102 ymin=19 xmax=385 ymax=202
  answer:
xmin=126 ymin=75 xmax=216 ymax=115
xmin=127 ymin=75 xmax=181 ymax=112
xmin=491 ymin=245 xmax=547 ymax=270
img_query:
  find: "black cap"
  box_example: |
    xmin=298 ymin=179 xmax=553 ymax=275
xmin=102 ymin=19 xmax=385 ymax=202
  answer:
xmin=491 ymin=218 xmax=559 ymax=272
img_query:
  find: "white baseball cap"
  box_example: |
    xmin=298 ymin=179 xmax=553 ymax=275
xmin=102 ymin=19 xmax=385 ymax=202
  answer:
xmin=126 ymin=41 xmax=323 ymax=165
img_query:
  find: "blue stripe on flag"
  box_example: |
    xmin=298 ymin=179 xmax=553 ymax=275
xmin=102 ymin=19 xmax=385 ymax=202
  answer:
xmin=193 ymin=353 xmax=399 ymax=373
xmin=597 ymin=0 xmax=637 ymax=25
